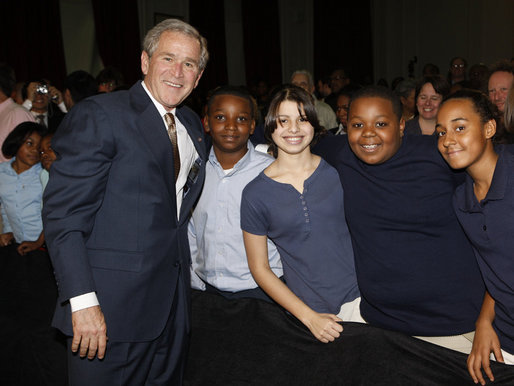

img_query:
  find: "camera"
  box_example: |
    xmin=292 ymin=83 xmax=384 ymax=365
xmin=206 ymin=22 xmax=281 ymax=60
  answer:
xmin=36 ymin=84 xmax=49 ymax=94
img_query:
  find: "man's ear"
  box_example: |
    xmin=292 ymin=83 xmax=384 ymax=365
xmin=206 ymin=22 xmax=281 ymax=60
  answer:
xmin=141 ymin=51 xmax=150 ymax=76
xmin=484 ymin=119 xmax=496 ymax=140
xmin=193 ymin=69 xmax=204 ymax=89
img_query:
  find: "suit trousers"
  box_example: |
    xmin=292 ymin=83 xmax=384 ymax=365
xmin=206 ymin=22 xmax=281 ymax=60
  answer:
xmin=67 ymin=270 xmax=189 ymax=386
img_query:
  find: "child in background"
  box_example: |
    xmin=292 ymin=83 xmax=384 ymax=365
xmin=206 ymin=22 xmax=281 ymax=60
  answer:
xmin=39 ymin=132 xmax=56 ymax=190
xmin=0 ymin=122 xmax=45 ymax=253
xmin=436 ymin=89 xmax=514 ymax=385
xmin=188 ymin=86 xmax=282 ymax=299
xmin=241 ymin=85 xmax=361 ymax=343
xmin=0 ymin=121 xmax=66 ymax=385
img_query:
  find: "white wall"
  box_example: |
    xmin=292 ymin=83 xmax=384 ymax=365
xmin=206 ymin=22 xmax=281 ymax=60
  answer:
xmin=59 ymin=0 xmax=104 ymax=76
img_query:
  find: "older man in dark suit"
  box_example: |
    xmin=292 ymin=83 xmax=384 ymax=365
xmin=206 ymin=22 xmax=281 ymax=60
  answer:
xmin=43 ymin=19 xmax=208 ymax=385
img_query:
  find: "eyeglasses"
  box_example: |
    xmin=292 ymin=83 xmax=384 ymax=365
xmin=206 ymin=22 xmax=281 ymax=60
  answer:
xmin=452 ymin=64 xmax=465 ymax=68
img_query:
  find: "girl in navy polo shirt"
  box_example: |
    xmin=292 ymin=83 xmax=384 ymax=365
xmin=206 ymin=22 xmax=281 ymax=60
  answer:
xmin=241 ymin=85 xmax=361 ymax=343
xmin=436 ymin=89 xmax=514 ymax=385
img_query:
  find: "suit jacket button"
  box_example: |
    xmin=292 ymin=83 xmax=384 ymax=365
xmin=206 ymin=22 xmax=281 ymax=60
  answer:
xmin=174 ymin=261 xmax=180 ymax=267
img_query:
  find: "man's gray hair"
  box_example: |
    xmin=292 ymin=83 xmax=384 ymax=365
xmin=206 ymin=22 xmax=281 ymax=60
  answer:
xmin=143 ymin=18 xmax=209 ymax=71
xmin=291 ymin=70 xmax=314 ymax=89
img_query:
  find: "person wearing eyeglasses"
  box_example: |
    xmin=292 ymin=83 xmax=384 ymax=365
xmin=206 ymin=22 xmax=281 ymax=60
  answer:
xmin=96 ymin=66 xmax=125 ymax=93
xmin=448 ymin=56 xmax=467 ymax=85
xmin=324 ymin=68 xmax=350 ymax=113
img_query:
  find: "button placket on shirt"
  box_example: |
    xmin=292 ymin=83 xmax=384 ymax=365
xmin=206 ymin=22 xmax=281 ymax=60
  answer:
xmin=215 ymin=171 xmax=231 ymax=284
xmin=300 ymin=188 xmax=311 ymax=229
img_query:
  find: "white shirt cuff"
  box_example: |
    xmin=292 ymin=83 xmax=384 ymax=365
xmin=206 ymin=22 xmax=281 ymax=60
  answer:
xmin=255 ymin=144 xmax=270 ymax=154
xmin=22 ymin=99 xmax=32 ymax=111
xmin=69 ymin=292 xmax=100 ymax=312
xmin=57 ymin=101 xmax=67 ymax=113
xmin=190 ymin=268 xmax=206 ymax=290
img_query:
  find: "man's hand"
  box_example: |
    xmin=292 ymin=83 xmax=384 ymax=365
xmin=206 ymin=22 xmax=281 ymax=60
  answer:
xmin=71 ymin=305 xmax=108 ymax=359
xmin=49 ymin=86 xmax=63 ymax=105
xmin=26 ymin=81 xmax=38 ymax=102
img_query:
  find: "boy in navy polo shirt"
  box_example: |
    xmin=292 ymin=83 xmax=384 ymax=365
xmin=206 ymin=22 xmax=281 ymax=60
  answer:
xmin=315 ymin=86 xmax=484 ymax=353
xmin=437 ymin=89 xmax=514 ymax=385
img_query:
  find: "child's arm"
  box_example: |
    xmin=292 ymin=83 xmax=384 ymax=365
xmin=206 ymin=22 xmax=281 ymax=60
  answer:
xmin=243 ymin=231 xmax=343 ymax=343
xmin=0 ymin=200 xmax=13 ymax=235
xmin=467 ymin=291 xmax=503 ymax=385
xmin=17 ymin=231 xmax=45 ymax=255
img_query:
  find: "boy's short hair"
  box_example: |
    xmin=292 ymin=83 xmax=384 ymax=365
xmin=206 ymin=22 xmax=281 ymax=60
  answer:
xmin=206 ymin=85 xmax=255 ymax=119
xmin=338 ymin=84 xmax=362 ymax=99
xmin=96 ymin=66 xmax=124 ymax=87
xmin=2 ymin=121 xmax=46 ymax=159
xmin=349 ymin=85 xmax=403 ymax=121
xmin=65 ymin=70 xmax=98 ymax=104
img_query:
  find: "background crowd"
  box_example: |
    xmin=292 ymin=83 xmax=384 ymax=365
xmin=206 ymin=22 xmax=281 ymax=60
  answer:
xmin=0 ymin=15 xmax=514 ymax=385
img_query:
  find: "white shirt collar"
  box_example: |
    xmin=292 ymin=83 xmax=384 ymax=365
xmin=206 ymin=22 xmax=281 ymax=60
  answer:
xmin=141 ymin=80 xmax=176 ymax=118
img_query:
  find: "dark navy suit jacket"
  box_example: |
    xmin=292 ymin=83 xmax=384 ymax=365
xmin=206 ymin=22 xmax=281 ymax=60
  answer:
xmin=42 ymin=81 xmax=206 ymax=342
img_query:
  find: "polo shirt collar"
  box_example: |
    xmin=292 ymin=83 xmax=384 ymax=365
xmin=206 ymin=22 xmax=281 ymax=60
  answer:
xmin=208 ymin=141 xmax=255 ymax=175
xmin=458 ymin=146 xmax=509 ymax=213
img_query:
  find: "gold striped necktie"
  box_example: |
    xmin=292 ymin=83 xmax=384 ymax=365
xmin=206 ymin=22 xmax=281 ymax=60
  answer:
xmin=164 ymin=113 xmax=181 ymax=181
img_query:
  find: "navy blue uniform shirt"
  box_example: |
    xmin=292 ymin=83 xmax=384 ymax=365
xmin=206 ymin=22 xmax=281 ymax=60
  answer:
xmin=241 ymin=159 xmax=360 ymax=314
xmin=315 ymin=134 xmax=484 ymax=336
xmin=454 ymin=145 xmax=514 ymax=354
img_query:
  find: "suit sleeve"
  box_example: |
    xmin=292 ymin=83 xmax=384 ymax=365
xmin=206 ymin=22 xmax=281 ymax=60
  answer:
xmin=42 ymin=100 xmax=115 ymax=302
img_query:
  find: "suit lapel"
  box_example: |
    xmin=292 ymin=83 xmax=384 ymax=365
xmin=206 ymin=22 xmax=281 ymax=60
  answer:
xmin=176 ymin=106 xmax=206 ymax=223
xmin=131 ymin=84 xmax=178 ymax=216
xmin=130 ymin=83 xmax=205 ymax=224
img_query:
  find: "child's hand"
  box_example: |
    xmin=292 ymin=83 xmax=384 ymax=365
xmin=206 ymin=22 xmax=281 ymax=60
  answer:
xmin=467 ymin=320 xmax=504 ymax=385
xmin=17 ymin=240 xmax=43 ymax=255
xmin=306 ymin=312 xmax=343 ymax=343
xmin=0 ymin=232 xmax=14 ymax=247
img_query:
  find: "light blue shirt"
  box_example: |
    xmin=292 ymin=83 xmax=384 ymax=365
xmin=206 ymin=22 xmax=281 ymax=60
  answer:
xmin=0 ymin=159 xmax=43 ymax=242
xmin=189 ymin=142 xmax=283 ymax=292
xmin=40 ymin=168 xmax=49 ymax=191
